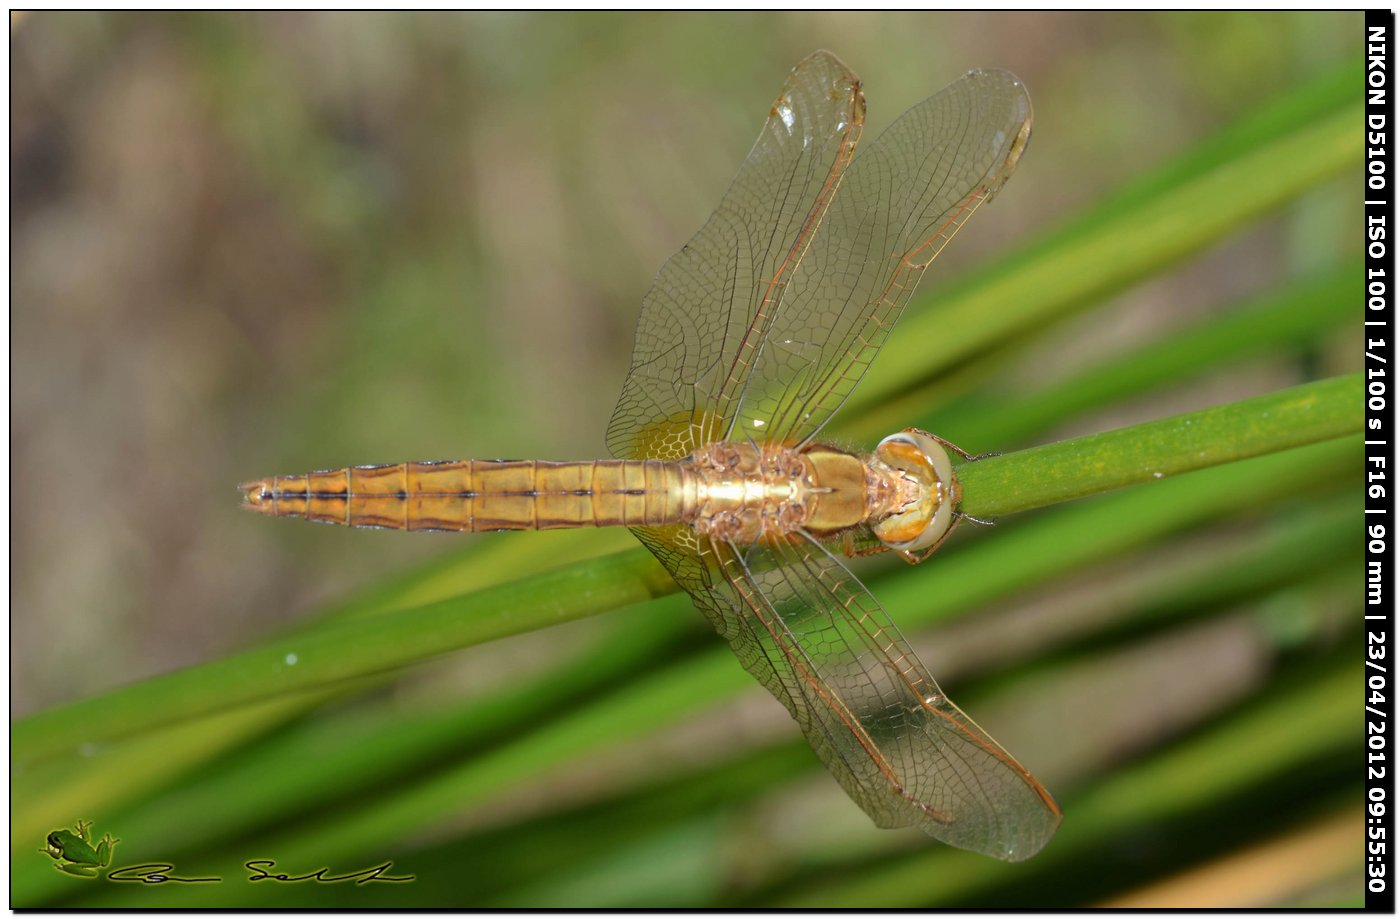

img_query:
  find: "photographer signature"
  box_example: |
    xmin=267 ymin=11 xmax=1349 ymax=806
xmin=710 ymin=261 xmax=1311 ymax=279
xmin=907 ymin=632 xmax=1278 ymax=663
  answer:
xmin=105 ymin=860 xmax=413 ymax=885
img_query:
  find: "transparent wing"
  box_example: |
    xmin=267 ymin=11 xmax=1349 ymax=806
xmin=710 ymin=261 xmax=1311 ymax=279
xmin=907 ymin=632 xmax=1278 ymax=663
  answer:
xmin=740 ymin=68 xmax=1032 ymax=446
xmin=632 ymin=524 xmax=1062 ymax=862
xmin=608 ymin=60 xmax=1031 ymax=461
xmin=607 ymin=51 xmax=865 ymax=461
xmin=616 ymin=56 xmax=1051 ymax=860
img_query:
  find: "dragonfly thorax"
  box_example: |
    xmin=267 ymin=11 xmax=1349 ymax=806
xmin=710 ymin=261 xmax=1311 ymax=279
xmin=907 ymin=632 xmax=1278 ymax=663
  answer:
xmin=687 ymin=442 xmax=810 ymax=543
xmin=685 ymin=440 xmax=929 ymax=547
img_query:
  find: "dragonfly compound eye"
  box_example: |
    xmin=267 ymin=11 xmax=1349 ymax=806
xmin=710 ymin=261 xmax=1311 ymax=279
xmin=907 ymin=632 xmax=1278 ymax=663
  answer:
xmin=870 ymin=430 xmax=958 ymax=554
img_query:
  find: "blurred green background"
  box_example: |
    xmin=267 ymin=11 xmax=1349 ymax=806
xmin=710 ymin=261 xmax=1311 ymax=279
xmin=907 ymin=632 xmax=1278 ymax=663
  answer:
xmin=12 ymin=10 xmax=1363 ymax=908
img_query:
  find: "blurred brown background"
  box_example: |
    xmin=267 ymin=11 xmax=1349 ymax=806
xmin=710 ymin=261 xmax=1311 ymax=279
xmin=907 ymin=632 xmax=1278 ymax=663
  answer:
xmin=11 ymin=11 xmax=1359 ymax=715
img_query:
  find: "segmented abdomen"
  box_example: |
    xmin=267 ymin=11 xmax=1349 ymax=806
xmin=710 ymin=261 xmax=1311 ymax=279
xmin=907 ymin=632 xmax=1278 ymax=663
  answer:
xmin=241 ymin=459 xmax=691 ymax=532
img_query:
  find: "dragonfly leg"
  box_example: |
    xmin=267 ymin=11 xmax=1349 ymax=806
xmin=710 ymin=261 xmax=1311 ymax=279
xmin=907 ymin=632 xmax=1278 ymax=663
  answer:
xmin=896 ymin=515 xmax=963 ymax=564
xmin=903 ymin=428 xmax=999 ymax=463
xmin=900 ymin=429 xmax=1000 ymax=527
xmin=841 ymin=529 xmax=891 ymax=558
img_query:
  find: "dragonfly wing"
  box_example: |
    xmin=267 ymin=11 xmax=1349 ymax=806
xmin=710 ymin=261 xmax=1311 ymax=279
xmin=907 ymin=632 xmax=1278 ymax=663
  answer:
xmin=617 ymin=57 xmax=1051 ymax=860
xmin=736 ymin=68 xmax=1033 ymax=446
xmin=634 ymin=524 xmax=1061 ymax=861
xmin=608 ymin=51 xmax=865 ymax=461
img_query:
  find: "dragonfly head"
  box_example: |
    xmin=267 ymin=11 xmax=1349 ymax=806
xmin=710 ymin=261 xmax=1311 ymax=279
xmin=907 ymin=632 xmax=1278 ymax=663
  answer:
xmin=870 ymin=430 xmax=959 ymax=557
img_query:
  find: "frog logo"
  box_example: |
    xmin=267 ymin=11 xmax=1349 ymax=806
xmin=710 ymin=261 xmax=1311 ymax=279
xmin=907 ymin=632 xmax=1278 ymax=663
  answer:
xmin=40 ymin=818 xmax=120 ymax=878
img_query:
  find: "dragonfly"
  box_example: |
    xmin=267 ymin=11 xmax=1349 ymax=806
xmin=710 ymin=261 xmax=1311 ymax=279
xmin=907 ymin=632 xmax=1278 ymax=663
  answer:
xmin=243 ymin=51 xmax=1060 ymax=862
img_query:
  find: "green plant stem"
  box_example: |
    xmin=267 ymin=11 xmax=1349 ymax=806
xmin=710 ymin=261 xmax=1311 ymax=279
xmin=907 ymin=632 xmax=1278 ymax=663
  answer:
xmin=777 ymin=656 xmax=1358 ymax=908
xmin=957 ymin=374 xmax=1360 ymax=519
xmin=74 ymin=439 xmax=1358 ymax=903
xmin=11 ymin=376 xmax=1360 ymax=764
xmin=23 ymin=488 xmax=1353 ymax=899
xmin=850 ymin=66 xmax=1358 ymax=417
xmin=11 ymin=551 xmax=677 ymax=764
xmin=919 ymin=264 xmax=1358 ymax=449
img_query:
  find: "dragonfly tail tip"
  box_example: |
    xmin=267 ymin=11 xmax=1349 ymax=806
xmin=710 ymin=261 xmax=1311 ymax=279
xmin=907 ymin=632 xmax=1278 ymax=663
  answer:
xmin=239 ymin=479 xmax=275 ymax=513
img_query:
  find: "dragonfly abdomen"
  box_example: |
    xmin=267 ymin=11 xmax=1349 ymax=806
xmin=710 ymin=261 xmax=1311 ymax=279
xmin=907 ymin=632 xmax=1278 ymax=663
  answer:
xmin=241 ymin=459 xmax=693 ymax=532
